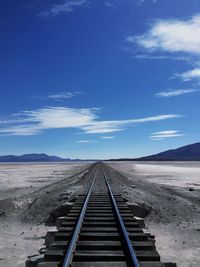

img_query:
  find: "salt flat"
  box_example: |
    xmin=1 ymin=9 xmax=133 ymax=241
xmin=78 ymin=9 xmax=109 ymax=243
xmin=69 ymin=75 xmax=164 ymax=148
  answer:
xmin=120 ymin=161 xmax=200 ymax=188
xmin=0 ymin=161 xmax=199 ymax=267
xmin=0 ymin=162 xmax=90 ymax=267
xmin=108 ymin=161 xmax=200 ymax=267
xmin=0 ymin=162 xmax=88 ymax=200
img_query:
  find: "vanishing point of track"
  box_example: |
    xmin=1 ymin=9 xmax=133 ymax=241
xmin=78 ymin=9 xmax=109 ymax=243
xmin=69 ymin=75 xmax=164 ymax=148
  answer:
xmin=36 ymin=162 xmax=175 ymax=267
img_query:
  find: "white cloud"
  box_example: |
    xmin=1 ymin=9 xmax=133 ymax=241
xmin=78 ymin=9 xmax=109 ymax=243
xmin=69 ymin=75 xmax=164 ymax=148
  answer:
xmin=134 ymin=54 xmax=169 ymax=60
xmin=101 ymin=136 xmax=115 ymax=139
xmin=48 ymin=92 xmax=81 ymax=100
xmin=156 ymin=88 xmax=198 ymax=98
xmin=127 ymin=14 xmax=200 ymax=55
xmin=104 ymin=1 xmax=114 ymax=8
xmin=152 ymin=130 xmax=179 ymax=135
xmin=81 ymin=114 xmax=182 ymax=134
xmin=175 ymin=68 xmax=200 ymax=81
xmin=133 ymin=54 xmax=193 ymax=63
xmin=39 ymin=0 xmax=88 ymax=18
xmin=76 ymin=140 xmax=96 ymax=143
xmin=0 ymin=106 xmax=182 ymax=136
xmin=81 ymin=121 xmax=123 ymax=134
xmin=0 ymin=107 xmax=96 ymax=136
xmin=150 ymin=130 xmax=184 ymax=140
xmin=38 ymin=0 xmax=117 ymax=18
xmin=137 ymin=0 xmax=157 ymax=4
xmin=127 ymin=114 xmax=182 ymax=123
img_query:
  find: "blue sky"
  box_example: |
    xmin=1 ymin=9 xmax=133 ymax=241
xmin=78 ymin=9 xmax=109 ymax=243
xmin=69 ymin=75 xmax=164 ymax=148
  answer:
xmin=0 ymin=0 xmax=200 ymax=159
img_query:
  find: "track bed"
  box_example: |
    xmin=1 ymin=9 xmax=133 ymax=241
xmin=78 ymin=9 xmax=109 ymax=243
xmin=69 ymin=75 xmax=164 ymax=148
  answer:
xmin=33 ymin=163 xmax=176 ymax=267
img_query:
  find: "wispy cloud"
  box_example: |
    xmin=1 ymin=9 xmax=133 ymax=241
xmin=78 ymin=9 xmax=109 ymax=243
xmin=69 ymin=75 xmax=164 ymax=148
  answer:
xmin=104 ymin=1 xmax=115 ymax=8
xmin=0 ymin=107 xmax=96 ymax=136
xmin=38 ymin=0 xmax=116 ymax=18
xmin=81 ymin=114 xmax=182 ymax=134
xmin=156 ymin=88 xmax=198 ymax=98
xmin=174 ymin=68 xmax=200 ymax=81
xmin=134 ymin=54 xmax=170 ymax=60
xmin=150 ymin=130 xmax=184 ymax=140
xmin=133 ymin=53 xmax=194 ymax=64
xmin=76 ymin=140 xmax=96 ymax=143
xmin=48 ymin=92 xmax=82 ymax=101
xmin=137 ymin=0 xmax=157 ymax=5
xmin=39 ymin=0 xmax=88 ymax=18
xmin=0 ymin=106 xmax=182 ymax=136
xmin=101 ymin=136 xmax=115 ymax=139
xmin=127 ymin=14 xmax=200 ymax=55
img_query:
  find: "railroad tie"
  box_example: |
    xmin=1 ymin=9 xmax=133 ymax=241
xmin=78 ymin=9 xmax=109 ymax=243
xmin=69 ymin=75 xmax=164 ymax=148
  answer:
xmin=36 ymin=164 xmax=176 ymax=267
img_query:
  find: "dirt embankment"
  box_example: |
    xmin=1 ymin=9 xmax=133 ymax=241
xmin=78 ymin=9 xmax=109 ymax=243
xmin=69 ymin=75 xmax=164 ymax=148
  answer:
xmin=21 ymin=164 xmax=97 ymax=224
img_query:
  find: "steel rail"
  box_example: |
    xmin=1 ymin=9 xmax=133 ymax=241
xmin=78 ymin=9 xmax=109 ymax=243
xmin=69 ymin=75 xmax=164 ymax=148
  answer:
xmin=62 ymin=166 xmax=98 ymax=267
xmin=102 ymin=167 xmax=140 ymax=267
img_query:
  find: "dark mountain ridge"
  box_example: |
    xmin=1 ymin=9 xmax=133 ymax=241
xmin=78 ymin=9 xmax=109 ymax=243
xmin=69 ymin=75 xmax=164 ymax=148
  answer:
xmin=138 ymin=142 xmax=200 ymax=161
xmin=0 ymin=153 xmax=68 ymax=162
xmin=0 ymin=153 xmax=97 ymax=162
xmin=108 ymin=142 xmax=200 ymax=161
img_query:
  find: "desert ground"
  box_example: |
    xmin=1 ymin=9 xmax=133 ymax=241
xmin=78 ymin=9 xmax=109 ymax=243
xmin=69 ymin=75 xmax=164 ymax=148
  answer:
xmin=0 ymin=161 xmax=199 ymax=267
xmin=0 ymin=162 xmax=91 ymax=267
xmin=108 ymin=161 xmax=200 ymax=267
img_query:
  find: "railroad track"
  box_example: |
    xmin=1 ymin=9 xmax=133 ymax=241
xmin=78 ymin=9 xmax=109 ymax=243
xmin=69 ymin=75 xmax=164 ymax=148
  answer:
xmin=36 ymin=163 xmax=176 ymax=267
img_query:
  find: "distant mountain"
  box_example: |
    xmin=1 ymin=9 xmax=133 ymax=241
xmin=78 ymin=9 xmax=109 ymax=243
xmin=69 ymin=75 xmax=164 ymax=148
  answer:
xmin=0 ymin=153 xmax=69 ymax=162
xmin=0 ymin=153 xmax=97 ymax=162
xmin=138 ymin=142 xmax=200 ymax=161
xmin=108 ymin=142 xmax=200 ymax=161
